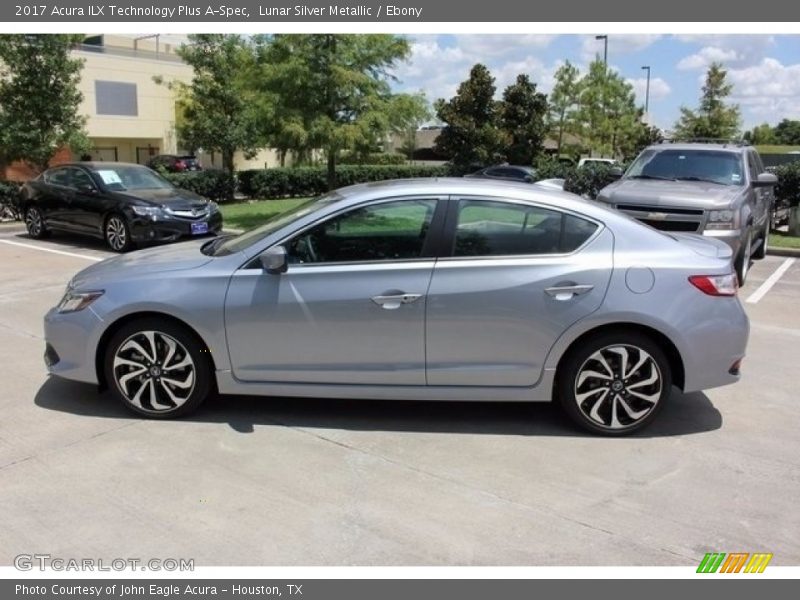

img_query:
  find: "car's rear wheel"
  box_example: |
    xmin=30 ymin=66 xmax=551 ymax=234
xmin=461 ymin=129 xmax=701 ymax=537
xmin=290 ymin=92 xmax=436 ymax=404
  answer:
xmin=25 ymin=206 xmax=50 ymax=239
xmin=104 ymin=318 xmax=212 ymax=418
xmin=735 ymin=230 xmax=752 ymax=285
xmin=557 ymin=332 xmax=672 ymax=435
xmin=105 ymin=214 xmax=133 ymax=252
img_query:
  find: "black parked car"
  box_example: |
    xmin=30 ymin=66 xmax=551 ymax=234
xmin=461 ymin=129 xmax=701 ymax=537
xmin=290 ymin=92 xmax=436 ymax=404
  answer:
xmin=20 ymin=162 xmax=222 ymax=252
xmin=147 ymin=154 xmax=203 ymax=173
xmin=465 ymin=165 xmax=537 ymax=183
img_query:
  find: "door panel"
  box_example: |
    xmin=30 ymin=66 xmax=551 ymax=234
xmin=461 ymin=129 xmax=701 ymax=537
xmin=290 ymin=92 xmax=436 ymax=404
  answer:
xmin=426 ymin=199 xmax=614 ymax=387
xmin=224 ymin=262 xmax=434 ymax=384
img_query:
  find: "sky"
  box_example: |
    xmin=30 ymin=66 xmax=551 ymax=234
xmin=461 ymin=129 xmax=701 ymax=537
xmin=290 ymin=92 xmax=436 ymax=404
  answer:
xmin=389 ymin=34 xmax=800 ymax=132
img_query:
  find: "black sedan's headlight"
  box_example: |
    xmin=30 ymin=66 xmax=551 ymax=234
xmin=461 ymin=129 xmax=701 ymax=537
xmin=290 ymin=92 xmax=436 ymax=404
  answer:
xmin=131 ymin=205 xmax=166 ymax=219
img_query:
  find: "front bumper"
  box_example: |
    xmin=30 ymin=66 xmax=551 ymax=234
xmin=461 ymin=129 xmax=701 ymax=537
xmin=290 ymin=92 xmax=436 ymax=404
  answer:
xmin=129 ymin=211 xmax=223 ymax=244
xmin=43 ymin=304 xmax=103 ymax=384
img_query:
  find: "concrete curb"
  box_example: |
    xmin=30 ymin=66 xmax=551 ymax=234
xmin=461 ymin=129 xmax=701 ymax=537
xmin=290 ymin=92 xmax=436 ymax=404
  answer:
xmin=222 ymin=228 xmax=244 ymax=235
xmin=767 ymin=246 xmax=800 ymax=258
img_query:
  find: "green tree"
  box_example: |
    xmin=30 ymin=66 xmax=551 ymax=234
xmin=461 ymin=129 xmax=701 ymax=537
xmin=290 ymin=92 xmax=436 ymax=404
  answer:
xmin=744 ymin=123 xmax=776 ymax=145
xmin=434 ymin=64 xmax=504 ymax=172
xmin=673 ymin=62 xmax=741 ymax=141
xmin=622 ymin=123 xmax=664 ymax=162
xmin=394 ymin=92 xmax=432 ymax=162
xmin=548 ymin=61 xmax=582 ymax=156
xmin=773 ymin=119 xmax=800 ymax=145
xmin=576 ymin=60 xmax=641 ymax=158
xmin=0 ymin=34 xmax=89 ymax=173
xmin=500 ymin=74 xmax=548 ymax=165
xmin=173 ymin=34 xmax=262 ymax=199
xmin=257 ymin=34 xmax=412 ymax=190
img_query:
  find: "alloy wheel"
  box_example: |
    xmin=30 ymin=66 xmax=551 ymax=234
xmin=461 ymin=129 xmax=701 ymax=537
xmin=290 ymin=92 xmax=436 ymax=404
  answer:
xmin=573 ymin=344 xmax=663 ymax=430
xmin=112 ymin=330 xmax=196 ymax=412
xmin=106 ymin=216 xmax=127 ymax=251
xmin=26 ymin=207 xmax=43 ymax=237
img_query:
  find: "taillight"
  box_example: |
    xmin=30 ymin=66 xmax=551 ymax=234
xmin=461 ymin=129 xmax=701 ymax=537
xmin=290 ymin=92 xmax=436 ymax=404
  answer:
xmin=688 ymin=273 xmax=738 ymax=296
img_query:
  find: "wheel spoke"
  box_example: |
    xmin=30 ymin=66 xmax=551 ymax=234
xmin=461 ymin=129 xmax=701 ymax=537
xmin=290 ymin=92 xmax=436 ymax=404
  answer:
xmin=608 ymin=346 xmax=629 ymax=378
xmin=160 ymin=335 xmax=177 ymax=368
xmin=162 ymin=372 xmax=194 ymax=390
xmin=117 ymin=367 xmax=147 ymax=394
xmin=626 ymin=364 xmax=659 ymax=390
xmin=588 ymin=388 xmax=610 ymax=424
xmin=617 ymin=395 xmax=651 ymax=420
xmin=577 ymin=369 xmax=612 ymax=386
xmin=163 ymin=355 xmax=192 ymax=371
xmin=120 ymin=339 xmax=156 ymax=364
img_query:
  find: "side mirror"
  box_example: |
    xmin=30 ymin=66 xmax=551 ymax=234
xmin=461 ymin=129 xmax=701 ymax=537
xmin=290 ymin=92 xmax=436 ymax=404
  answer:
xmin=608 ymin=167 xmax=624 ymax=180
xmin=259 ymin=245 xmax=288 ymax=274
xmin=754 ymin=172 xmax=778 ymax=187
xmin=523 ymin=175 xmax=534 ymax=183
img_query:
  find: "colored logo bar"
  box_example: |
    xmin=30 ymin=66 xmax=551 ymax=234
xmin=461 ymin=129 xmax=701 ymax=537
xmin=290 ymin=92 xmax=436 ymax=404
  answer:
xmin=697 ymin=552 xmax=773 ymax=573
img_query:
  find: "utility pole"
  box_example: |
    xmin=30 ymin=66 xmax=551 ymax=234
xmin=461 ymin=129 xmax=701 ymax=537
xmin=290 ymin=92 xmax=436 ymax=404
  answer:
xmin=641 ymin=65 xmax=651 ymax=115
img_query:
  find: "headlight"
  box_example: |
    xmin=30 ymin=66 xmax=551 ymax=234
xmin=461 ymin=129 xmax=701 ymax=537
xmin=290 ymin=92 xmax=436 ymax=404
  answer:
xmin=706 ymin=209 xmax=737 ymax=230
xmin=57 ymin=290 xmax=104 ymax=313
xmin=208 ymin=201 xmax=219 ymax=213
xmin=131 ymin=205 xmax=165 ymax=218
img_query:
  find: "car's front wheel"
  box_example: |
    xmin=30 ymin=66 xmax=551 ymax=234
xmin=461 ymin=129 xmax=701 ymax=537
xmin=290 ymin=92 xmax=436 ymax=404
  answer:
xmin=104 ymin=318 xmax=212 ymax=418
xmin=557 ymin=332 xmax=672 ymax=435
xmin=25 ymin=206 xmax=50 ymax=239
xmin=752 ymin=219 xmax=769 ymax=260
xmin=105 ymin=214 xmax=134 ymax=252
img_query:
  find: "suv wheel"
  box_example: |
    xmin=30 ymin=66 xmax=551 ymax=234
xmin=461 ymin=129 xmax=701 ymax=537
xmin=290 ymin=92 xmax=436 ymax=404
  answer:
xmin=752 ymin=219 xmax=769 ymax=260
xmin=735 ymin=230 xmax=752 ymax=285
xmin=557 ymin=332 xmax=671 ymax=436
xmin=104 ymin=318 xmax=212 ymax=418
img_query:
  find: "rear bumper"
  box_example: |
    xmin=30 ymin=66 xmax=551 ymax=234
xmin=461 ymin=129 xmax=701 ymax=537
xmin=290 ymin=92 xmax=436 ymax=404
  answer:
xmin=129 ymin=212 xmax=223 ymax=243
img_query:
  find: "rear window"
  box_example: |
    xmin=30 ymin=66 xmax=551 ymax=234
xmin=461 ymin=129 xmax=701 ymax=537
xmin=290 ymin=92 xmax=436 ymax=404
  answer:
xmin=452 ymin=199 xmax=598 ymax=257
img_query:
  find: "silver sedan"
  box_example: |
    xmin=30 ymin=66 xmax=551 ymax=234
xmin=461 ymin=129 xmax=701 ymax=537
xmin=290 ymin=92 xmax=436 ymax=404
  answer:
xmin=43 ymin=178 xmax=749 ymax=435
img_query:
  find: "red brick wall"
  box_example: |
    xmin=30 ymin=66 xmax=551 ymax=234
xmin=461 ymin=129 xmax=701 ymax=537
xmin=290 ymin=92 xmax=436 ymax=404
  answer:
xmin=3 ymin=147 xmax=74 ymax=182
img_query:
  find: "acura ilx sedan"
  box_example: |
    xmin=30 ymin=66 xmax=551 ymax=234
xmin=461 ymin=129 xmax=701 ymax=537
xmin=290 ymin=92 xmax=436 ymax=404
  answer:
xmin=21 ymin=162 xmax=222 ymax=252
xmin=43 ymin=178 xmax=749 ymax=435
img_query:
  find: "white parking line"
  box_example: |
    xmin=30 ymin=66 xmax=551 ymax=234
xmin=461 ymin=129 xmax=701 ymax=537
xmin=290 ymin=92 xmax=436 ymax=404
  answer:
xmin=746 ymin=257 xmax=796 ymax=304
xmin=0 ymin=239 xmax=103 ymax=262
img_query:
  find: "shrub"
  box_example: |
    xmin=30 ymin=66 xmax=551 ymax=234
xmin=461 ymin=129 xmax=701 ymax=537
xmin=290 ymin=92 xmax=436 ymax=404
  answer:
xmin=241 ymin=165 xmax=451 ymax=198
xmin=564 ymin=163 xmax=620 ymax=199
xmin=162 ymin=170 xmax=235 ymax=202
xmin=0 ymin=181 xmax=22 ymax=220
xmin=534 ymin=155 xmax=577 ymax=181
xmin=339 ymin=152 xmax=407 ymax=166
xmin=774 ymin=161 xmax=800 ymax=208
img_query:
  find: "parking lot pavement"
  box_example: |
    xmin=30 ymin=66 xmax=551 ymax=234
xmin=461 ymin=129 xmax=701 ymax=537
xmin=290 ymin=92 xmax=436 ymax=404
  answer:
xmin=0 ymin=234 xmax=798 ymax=566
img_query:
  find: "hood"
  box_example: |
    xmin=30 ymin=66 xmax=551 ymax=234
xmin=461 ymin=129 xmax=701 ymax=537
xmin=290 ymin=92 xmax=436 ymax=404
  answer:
xmin=69 ymin=240 xmax=213 ymax=289
xmin=598 ymin=178 xmax=742 ymax=209
xmin=115 ymin=188 xmax=209 ymax=210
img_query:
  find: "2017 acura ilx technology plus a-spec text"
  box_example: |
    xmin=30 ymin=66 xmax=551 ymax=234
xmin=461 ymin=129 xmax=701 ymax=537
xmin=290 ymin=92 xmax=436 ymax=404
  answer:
xmin=43 ymin=178 xmax=749 ymax=435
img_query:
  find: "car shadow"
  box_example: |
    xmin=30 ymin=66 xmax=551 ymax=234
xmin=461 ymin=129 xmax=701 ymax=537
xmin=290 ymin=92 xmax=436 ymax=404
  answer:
xmin=8 ymin=230 xmax=211 ymax=253
xmin=34 ymin=377 xmax=722 ymax=439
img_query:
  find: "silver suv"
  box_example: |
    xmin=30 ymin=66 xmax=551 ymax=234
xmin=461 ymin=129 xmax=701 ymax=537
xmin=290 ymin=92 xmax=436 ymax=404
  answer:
xmin=596 ymin=142 xmax=777 ymax=283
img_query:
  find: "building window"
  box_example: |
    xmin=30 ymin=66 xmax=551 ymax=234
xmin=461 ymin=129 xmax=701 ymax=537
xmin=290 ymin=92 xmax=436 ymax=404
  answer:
xmin=95 ymin=80 xmax=138 ymax=116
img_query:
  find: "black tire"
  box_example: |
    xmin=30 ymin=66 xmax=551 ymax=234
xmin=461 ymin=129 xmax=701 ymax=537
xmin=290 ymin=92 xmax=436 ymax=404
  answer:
xmin=735 ymin=229 xmax=752 ymax=285
xmin=104 ymin=317 xmax=212 ymax=418
xmin=104 ymin=213 xmax=134 ymax=252
xmin=557 ymin=331 xmax=672 ymax=436
xmin=752 ymin=219 xmax=768 ymax=260
xmin=24 ymin=205 xmax=51 ymax=239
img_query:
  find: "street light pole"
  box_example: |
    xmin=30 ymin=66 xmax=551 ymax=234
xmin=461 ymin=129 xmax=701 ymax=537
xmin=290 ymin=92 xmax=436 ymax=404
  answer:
xmin=641 ymin=65 xmax=651 ymax=115
xmin=595 ymin=35 xmax=608 ymax=66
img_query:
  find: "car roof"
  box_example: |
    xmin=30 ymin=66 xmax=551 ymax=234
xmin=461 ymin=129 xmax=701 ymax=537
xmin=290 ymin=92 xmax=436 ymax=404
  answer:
xmin=51 ymin=161 xmax=151 ymax=170
xmin=646 ymin=142 xmax=750 ymax=154
xmin=330 ymin=177 xmax=625 ymax=223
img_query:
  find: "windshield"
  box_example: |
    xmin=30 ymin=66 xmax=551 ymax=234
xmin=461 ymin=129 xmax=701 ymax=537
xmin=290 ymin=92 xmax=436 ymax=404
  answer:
xmin=93 ymin=165 xmax=175 ymax=191
xmin=626 ymin=149 xmax=744 ymax=186
xmin=208 ymin=192 xmax=343 ymax=257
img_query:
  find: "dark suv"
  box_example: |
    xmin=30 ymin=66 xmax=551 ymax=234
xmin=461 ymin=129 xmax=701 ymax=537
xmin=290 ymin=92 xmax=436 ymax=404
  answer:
xmin=147 ymin=155 xmax=202 ymax=173
xmin=596 ymin=142 xmax=777 ymax=283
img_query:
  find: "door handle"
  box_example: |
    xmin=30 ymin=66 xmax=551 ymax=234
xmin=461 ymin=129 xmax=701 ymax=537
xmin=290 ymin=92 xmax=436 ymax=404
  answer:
xmin=371 ymin=293 xmax=423 ymax=310
xmin=544 ymin=284 xmax=594 ymax=301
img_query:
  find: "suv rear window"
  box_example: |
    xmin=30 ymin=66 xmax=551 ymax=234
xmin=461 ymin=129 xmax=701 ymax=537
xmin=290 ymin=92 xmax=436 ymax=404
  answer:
xmin=627 ymin=149 xmax=744 ymax=186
